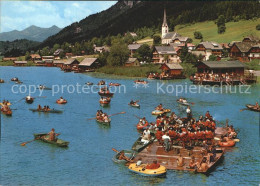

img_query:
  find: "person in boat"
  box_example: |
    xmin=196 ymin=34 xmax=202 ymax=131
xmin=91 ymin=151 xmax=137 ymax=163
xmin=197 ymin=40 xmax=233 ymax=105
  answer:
xmin=254 ymin=102 xmax=259 ymax=109
xmin=146 ymin=160 xmax=160 ymax=169
xmin=47 ymin=128 xmax=59 ymax=141
xmin=205 ymin=111 xmax=211 ymax=119
xmin=136 ymin=158 xmax=142 ymax=166
xmin=46 ymin=106 xmax=50 ymax=111
xmin=198 ymin=158 xmax=208 ymax=172
xmin=43 ymin=105 xmax=47 ymax=111
xmin=143 ymin=128 xmax=151 ymax=140
xmin=37 ymin=104 xmax=42 ymax=111
xmin=177 ymin=154 xmax=184 ymax=167
xmin=60 ymin=96 xmax=64 ymax=102
xmin=186 ymin=106 xmax=192 ymax=120
xmin=162 ymin=132 xmax=171 ymax=152
xmin=26 ymin=95 xmax=32 ymax=100
xmin=156 ymin=104 xmax=163 ymax=111
xmin=188 ymin=156 xmax=199 ymax=169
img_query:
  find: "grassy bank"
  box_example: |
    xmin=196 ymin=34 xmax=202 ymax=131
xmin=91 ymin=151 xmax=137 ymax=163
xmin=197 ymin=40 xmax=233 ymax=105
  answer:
xmin=96 ymin=64 xmax=161 ymax=77
xmin=0 ymin=60 xmax=36 ymax=66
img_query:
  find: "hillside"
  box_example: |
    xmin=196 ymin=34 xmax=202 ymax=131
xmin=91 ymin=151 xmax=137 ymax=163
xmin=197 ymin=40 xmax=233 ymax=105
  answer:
xmin=0 ymin=25 xmax=61 ymax=42
xmin=39 ymin=1 xmax=260 ymax=48
xmin=175 ymin=19 xmax=260 ymax=44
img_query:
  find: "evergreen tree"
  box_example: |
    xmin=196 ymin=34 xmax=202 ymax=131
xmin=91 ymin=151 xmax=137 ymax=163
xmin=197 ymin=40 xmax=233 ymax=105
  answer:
xmin=153 ymin=35 xmax=161 ymax=45
xmin=194 ymin=31 xmax=203 ymax=39
xmin=216 ymin=15 xmax=226 ymax=34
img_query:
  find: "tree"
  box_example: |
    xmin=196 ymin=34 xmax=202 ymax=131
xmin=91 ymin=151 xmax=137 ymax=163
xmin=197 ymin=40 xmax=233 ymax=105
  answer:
xmin=98 ymin=51 xmax=109 ymax=66
xmin=180 ymin=44 xmax=189 ymax=62
xmin=53 ymin=44 xmax=60 ymax=51
xmin=25 ymin=51 xmax=30 ymax=60
xmin=186 ymin=38 xmax=193 ymax=43
xmin=124 ymin=32 xmax=134 ymax=44
xmin=107 ymin=40 xmax=129 ymax=66
xmin=41 ymin=47 xmax=50 ymax=56
xmin=135 ymin=44 xmax=152 ymax=62
xmin=256 ymin=24 xmax=260 ymax=31
xmin=209 ymin=54 xmax=217 ymax=61
xmin=153 ymin=35 xmax=161 ymax=45
xmin=194 ymin=31 xmax=203 ymax=39
xmin=216 ymin=15 xmax=226 ymax=34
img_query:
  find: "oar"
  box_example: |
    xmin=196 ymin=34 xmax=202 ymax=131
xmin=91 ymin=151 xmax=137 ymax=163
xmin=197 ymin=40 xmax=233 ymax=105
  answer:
xmin=240 ymin=108 xmax=248 ymax=112
xmin=134 ymin=114 xmax=141 ymax=119
xmin=112 ymin=148 xmax=120 ymax=153
xmin=108 ymin=111 xmax=126 ymax=117
xmin=20 ymin=136 xmax=43 ymax=146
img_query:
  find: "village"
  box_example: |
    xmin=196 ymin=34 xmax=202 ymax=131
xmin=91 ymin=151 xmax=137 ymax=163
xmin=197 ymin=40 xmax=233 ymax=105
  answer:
xmin=1 ymin=9 xmax=259 ymax=85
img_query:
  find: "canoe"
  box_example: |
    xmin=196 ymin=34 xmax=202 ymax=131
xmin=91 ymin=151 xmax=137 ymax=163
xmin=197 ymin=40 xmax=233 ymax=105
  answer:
xmin=196 ymin=148 xmax=224 ymax=174
xmin=1 ymin=109 xmax=12 ymax=116
xmin=132 ymin=136 xmax=155 ymax=152
xmin=136 ymin=122 xmax=149 ymax=130
xmin=112 ymin=150 xmax=136 ymax=164
xmin=177 ymin=100 xmax=189 ymax=106
xmin=218 ymin=140 xmax=236 ymax=147
xmin=29 ymin=108 xmax=63 ymax=114
xmin=128 ymin=163 xmax=167 ymax=177
xmin=151 ymin=109 xmax=171 ymax=115
xmin=34 ymin=133 xmax=69 ymax=147
xmin=129 ymin=103 xmax=140 ymax=108
xmin=98 ymin=92 xmax=114 ymax=97
xmin=56 ymin=99 xmax=67 ymax=104
xmin=96 ymin=118 xmax=111 ymax=126
xmin=26 ymin=97 xmax=34 ymax=104
xmin=246 ymin=104 xmax=260 ymax=112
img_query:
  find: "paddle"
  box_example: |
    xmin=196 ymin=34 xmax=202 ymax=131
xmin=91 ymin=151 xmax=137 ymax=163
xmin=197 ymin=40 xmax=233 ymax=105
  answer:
xmin=134 ymin=115 xmax=141 ymax=119
xmin=240 ymin=108 xmax=249 ymax=112
xmin=112 ymin=148 xmax=133 ymax=162
xmin=112 ymin=148 xmax=120 ymax=153
xmin=87 ymin=112 xmax=126 ymax=120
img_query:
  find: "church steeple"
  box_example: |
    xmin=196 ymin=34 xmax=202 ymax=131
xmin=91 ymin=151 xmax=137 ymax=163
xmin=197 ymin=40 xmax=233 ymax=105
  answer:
xmin=162 ymin=8 xmax=168 ymax=38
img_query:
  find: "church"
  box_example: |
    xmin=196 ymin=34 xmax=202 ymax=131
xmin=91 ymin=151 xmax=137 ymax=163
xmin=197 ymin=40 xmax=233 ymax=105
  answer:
xmin=161 ymin=9 xmax=189 ymax=45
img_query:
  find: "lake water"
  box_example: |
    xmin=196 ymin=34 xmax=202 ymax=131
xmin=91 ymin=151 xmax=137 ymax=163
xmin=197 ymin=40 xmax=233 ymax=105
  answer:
xmin=0 ymin=67 xmax=259 ymax=185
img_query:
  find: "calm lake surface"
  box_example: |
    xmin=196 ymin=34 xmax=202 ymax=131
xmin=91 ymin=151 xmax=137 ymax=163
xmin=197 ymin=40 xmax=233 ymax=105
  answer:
xmin=0 ymin=67 xmax=259 ymax=185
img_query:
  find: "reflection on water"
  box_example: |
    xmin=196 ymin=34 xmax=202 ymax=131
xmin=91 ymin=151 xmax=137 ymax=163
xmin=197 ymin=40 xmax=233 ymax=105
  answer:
xmin=0 ymin=67 xmax=259 ymax=185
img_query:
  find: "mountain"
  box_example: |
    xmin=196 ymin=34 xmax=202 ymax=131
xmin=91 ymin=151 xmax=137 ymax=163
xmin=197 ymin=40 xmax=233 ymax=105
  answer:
xmin=0 ymin=25 xmax=61 ymax=42
xmin=39 ymin=0 xmax=260 ymax=48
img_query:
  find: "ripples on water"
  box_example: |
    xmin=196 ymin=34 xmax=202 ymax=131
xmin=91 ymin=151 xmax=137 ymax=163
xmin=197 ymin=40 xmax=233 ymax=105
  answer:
xmin=0 ymin=67 xmax=259 ymax=185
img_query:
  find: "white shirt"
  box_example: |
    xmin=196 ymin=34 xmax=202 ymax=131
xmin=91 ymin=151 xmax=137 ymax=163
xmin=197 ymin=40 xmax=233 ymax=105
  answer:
xmin=162 ymin=135 xmax=170 ymax=140
xmin=186 ymin=108 xmax=191 ymax=113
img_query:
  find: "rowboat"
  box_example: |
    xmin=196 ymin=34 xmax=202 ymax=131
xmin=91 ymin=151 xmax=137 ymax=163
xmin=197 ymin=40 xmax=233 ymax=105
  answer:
xmin=11 ymin=77 xmax=19 ymax=81
xmin=15 ymin=81 xmax=23 ymax=84
xmin=132 ymin=136 xmax=155 ymax=152
xmin=109 ymin=83 xmax=121 ymax=86
xmin=129 ymin=103 xmax=140 ymax=108
xmin=246 ymin=104 xmax=260 ymax=112
xmin=86 ymin=82 xmax=93 ymax=85
xmin=112 ymin=150 xmax=135 ymax=164
xmin=99 ymin=98 xmax=111 ymax=106
xmin=136 ymin=122 xmax=149 ymax=130
xmin=98 ymin=92 xmax=114 ymax=97
xmin=34 ymin=133 xmax=69 ymax=147
xmin=134 ymin=80 xmax=148 ymax=84
xmin=151 ymin=109 xmax=171 ymax=115
xmin=177 ymin=100 xmax=189 ymax=106
xmin=96 ymin=118 xmax=111 ymax=126
xmin=29 ymin=108 xmax=63 ymax=113
xmin=0 ymin=79 xmax=5 ymax=83
xmin=196 ymin=148 xmax=224 ymax=174
xmin=1 ymin=109 xmax=12 ymax=116
xmin=26 ymin=97 xmax=34 ymax=104
xmin=218 ymin=140 xmax=236 ymax=147
xmin=56 ymin=99 xmax=67 ymax=104
xmin=97 ymin=80 xmax=105 ymax=85
xmin=37 ymin=86 xmax=52 ymax=90
xmin=128 ymin=163 xmax=167 ymax=177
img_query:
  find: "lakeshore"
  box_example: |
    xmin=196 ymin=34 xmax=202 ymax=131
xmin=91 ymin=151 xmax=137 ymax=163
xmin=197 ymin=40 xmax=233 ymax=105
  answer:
xmin=0 ymin=67 xmax=259 ymax=185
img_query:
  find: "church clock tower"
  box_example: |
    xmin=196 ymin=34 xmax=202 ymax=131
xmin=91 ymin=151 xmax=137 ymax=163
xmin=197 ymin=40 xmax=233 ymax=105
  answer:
xmin=162 ymin=8 xmax=168 ymax=38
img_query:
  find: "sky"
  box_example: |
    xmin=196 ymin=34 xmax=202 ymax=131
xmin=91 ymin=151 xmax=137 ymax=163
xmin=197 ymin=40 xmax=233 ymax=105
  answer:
xmin=0 ymin=1 xmax=117 ymax=33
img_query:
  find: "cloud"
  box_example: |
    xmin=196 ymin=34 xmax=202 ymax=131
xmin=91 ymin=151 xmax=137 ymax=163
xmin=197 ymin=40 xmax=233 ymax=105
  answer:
xmin=0 ymin=1 xmax=116 ymax=32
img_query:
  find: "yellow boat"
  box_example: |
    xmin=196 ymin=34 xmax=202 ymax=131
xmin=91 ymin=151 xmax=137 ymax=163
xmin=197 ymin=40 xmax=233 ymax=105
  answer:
xmin=151 ymin=109 xmax=171 ymax=115
xmin=128 ymin=163 xmax=167 ymax=177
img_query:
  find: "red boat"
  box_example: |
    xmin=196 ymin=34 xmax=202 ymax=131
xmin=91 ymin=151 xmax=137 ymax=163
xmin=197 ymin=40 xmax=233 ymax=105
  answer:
xmin=109 ymin=83 xmax=121 ymax=86
xmin=218 ymin=140 xmax=236 ymax=147
xmin=56 ymin=99 xmax=67 ymax=104
xmin=99 ymin=97 xmax=111 ymax=106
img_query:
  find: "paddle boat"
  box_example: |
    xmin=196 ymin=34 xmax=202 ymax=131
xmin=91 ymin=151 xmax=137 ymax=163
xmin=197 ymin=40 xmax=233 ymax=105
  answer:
xmin=246 ymin=104 xmax=260 ymax=112
xmin=128 ymin=163 xmax=167 ymax=177
xmin=112 ymin=150 xmax=135 ymax=164
xmin=25 ymin=96 xmax=34 ymax=104
xmin=34 ymin=133 xmax=69 ymax=147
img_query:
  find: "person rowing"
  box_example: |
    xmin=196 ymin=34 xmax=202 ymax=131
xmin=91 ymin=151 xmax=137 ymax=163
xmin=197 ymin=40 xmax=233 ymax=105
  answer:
xmin=156 ymin=103 xmax=163 ymax=111
xmin=37 ymin=104 xmax=42 ymax=111
xmin=254 ymin=102 xmax=259 ymax=109
xmin=47 ymin=128 xmax=60 ymax=142
xmin=118 ymin=151 xmax=133 ymax=162
xmin=146 ymin=160 xmax=160 ymax=169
